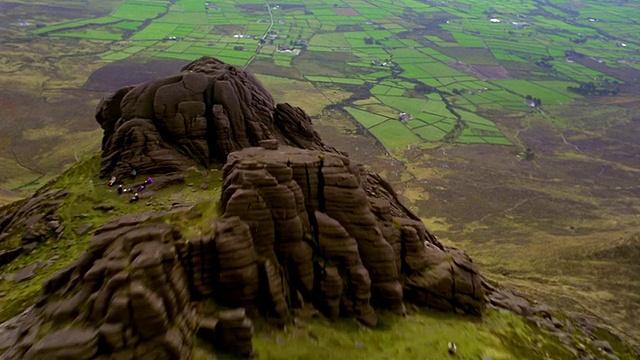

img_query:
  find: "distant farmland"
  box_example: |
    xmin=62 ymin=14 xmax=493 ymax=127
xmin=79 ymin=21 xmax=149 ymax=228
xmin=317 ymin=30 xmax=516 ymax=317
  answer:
xmin=32 ymin=0 xmax=640 ymax=155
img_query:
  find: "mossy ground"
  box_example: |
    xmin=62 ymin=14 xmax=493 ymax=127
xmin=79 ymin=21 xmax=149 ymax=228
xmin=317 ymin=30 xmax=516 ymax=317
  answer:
xmin=193 ymin=308 xmax=575 ymax=360
xmin=0 ymin=152 xmax=222 ymax=322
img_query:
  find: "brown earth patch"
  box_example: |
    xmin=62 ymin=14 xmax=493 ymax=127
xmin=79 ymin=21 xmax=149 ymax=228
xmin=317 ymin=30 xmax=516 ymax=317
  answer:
xmin=247 ymin=58 xmax=305 ymax=80
xmin=448 ymin=62 xmax=512 ymax=80
xmin=334 ymin=7 xmax=360 ymax=16
xmin=278 ymin=4 xmax=306 ymax=11
xmin=573 ymin=56 xmax=640 ymax=83
xmin=83 ymin=58 xmax=188 ymax=92
xmin=0 ymin=2 xmax=21 ymax=13
xmin=213 ymin=25 xmax=246 ymax=36
xmin=237 ymin=4 xmax=266 ymax=11
xmin=472 ymin=65 xmax=512 ymax=79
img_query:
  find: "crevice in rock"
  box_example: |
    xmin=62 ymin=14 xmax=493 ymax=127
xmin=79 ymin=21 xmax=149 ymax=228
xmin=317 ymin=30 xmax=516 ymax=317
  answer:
xmin=317 ymin=158 xmax=325 ymax=213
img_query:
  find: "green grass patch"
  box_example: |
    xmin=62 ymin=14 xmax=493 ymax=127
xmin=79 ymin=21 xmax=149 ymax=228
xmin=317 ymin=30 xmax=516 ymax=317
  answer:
xmin=102 ymin=52 xmax=133 ymax=61
xmin=113 ymin=20 xmax=143 ymax=31
xmin=165 ymin=41 xmax=195 ymax=53
xmin=492 ymin=79 xmax=575 ymax=105
xmin=375 ymin=95 xmax=428 ymax=115
xmin=0 ymin=152 xmax=222 ymax=322
xmin=368 ymin=120 xmax=421 ymax=152
xmin=413 ymin=125 xmax=448 ymax=141
xmin=51 ymin=30 xmax=123 ymax=41
xmin=345 ymin=107 xmax=390 ymax=129
xmin=130 ymin=23 xmax=180 ymax=41
xmin=112 ymin=3 xmax=168 ymax=21
xmin=432 ymin=118 xmax=458 ymax=133
xmin=309 ymin=33 xmax=351 ymax=48
xmin=249 ymin=308 xmax=575 ymax=360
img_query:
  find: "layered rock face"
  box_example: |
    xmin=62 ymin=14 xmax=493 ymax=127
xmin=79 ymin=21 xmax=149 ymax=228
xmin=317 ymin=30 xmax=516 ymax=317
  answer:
xmin=210 ymin=144 xmax=484 ymax=324
xmin=1 ymin=214 xmax=197 ymax=360
xmin=97 ymin=57 xmax=332 ymax=178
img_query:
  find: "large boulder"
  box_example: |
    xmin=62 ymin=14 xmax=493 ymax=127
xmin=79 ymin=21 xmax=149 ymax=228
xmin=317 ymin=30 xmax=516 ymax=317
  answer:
xmin=97 ymin=57 xmax=334 ymax=178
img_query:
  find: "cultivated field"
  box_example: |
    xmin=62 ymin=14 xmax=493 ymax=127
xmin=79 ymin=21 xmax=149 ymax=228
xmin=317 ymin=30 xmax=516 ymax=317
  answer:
xmin=25 ymin=0 xmax=640 ymax=156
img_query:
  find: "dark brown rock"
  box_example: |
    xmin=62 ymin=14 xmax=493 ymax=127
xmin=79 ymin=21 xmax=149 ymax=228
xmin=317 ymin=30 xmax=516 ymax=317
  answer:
xmin=23 ymin=328 xmax=98 ymax=360
xmin=1 ymin=214 xmax=196 ymax=360
xmin=314 ymin=211 xmax=376 ymax=327
xmin=98 ymin=56 xmax=333 ymax=178
xmin=75 ymin=223 xmax=94 ymax=236
xmin=215 ymin=308 xmax=254 ymax=357
xmin=259 ymin=259 xmax=289 ymax=324
xmin=214 ymin=217 xmax=259 ymax=307
xmin=403 ymin=243 xmax=484 ymax=315
xmin=0 ymin=247 xmax=22 ymax=267
xmin=13 ymin=263 xmax=37 ymax=283
xmin=92 ymin=204 xmax=115 ymax=212
xmin=259 ymin=139 xmax=279 ymax=150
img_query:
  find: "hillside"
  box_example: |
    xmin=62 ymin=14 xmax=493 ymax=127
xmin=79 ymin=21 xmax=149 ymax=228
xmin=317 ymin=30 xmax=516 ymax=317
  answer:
xmin=0 ymin=57 xmax=638 ymax=359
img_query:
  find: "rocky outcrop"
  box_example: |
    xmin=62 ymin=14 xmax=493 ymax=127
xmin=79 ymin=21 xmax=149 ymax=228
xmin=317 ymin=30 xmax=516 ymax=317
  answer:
xmin=209 ymin=144 xmax=485 ymax=325
xmin=1 ymin=214 xmax=196 ymax=360
xmin=0 ymin=189 xmax=69 ymax=268
xmin=0 ymin=141 xmax=487 ymax=358
xmin=97 ymin=57 xmax=334 ymax=178
xmin=1 ymin=57 xmax=490 ymax=359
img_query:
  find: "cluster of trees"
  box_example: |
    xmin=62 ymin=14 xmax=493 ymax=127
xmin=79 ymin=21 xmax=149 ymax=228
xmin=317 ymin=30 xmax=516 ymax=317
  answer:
xmin=535 ymin=55 xmax=554 ymax=69
xmin=525 ymin=95 xmax=542 ymax=107
xmin=567 ymin=82 xmax=620 ymax=96
xmin=363 ymin=37 xmax=381 ymax=45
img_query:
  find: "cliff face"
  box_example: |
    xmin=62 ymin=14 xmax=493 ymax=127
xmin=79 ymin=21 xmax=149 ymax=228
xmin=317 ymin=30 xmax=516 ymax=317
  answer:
xmin=0 ymin=56 xmax=485 ymax=359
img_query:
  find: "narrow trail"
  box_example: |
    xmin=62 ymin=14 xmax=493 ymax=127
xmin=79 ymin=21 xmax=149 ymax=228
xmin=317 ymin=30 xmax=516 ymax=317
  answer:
xmin=109 ymin=0 xmax=127 ymax=16
xmin=244 ymin=0 xmax=274 ymax=69
xmin=8 ymin=148 xmax=45 ymax=175
xmin=560 ymin=132 xmax=583 ymax=153
xmin=513 ymin=111 xmax=533 ymax=149
xmin=479 ymin=196 xmax=541 ymax=223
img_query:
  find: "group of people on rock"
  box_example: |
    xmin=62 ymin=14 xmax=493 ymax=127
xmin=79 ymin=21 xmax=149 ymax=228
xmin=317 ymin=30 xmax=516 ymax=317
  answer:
xmin=108 ymin=176 xmax=153 ymax=203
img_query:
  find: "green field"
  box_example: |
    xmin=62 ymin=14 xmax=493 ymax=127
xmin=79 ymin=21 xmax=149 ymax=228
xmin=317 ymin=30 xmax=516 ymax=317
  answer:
xmin=29 ymin=0 xmax=640 ymax=155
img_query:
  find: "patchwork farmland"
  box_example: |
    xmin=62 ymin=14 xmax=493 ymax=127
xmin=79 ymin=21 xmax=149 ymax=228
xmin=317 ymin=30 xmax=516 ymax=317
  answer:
xmin=31 ymin=0 xmax=640 ymax=156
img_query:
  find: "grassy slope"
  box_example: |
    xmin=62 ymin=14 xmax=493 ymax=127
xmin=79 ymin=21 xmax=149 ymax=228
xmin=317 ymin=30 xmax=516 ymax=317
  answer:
xmin=1 ymin=153 xmax=637 ymax=360
xmin=0 ymin=153 xmax=565 ymax=359
xmin=249 ymin=309 xmax=575 ymax=360
xmin=0 ymin=153 xmax=223 ymax=322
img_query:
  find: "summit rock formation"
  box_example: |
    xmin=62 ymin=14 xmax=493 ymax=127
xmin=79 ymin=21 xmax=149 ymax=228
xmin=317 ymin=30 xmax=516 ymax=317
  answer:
xmin=7 ymin=57 xmax=631 ymax=359
xmin=94 ymin=55 xmax=485 ymax=321
xmin=0 ymin=56 xmax=486 ymax=359
xmin=96 ymin=57 xmax=332 ymax=178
